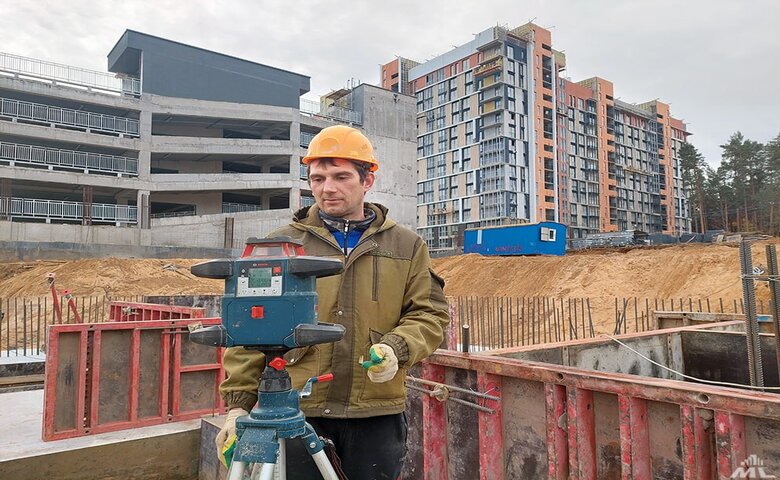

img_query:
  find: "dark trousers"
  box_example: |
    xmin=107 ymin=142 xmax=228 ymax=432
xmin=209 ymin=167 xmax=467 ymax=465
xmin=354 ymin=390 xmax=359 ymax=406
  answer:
xmin=285 ymin=413 xmax=407 ymax=480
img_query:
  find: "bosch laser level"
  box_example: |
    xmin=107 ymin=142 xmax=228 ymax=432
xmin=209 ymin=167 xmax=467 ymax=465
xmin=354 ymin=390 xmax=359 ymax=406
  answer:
xmin=190 ymin=237 xmax=346 ymax=480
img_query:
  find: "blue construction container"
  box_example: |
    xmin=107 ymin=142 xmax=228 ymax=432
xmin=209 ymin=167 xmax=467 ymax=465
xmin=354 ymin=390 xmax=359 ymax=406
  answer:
xmin=463 ymin=222 xmax=567 ymax=256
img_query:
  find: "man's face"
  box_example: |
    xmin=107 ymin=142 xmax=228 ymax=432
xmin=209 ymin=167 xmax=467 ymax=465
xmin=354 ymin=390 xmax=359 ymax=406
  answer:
xmin=308 ymin=158 xmax=374 ymax=220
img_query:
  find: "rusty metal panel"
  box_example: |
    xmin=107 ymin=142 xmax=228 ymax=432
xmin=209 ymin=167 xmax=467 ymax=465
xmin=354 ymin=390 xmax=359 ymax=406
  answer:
xmin=501 ymin=377 xmax=547 ymax=478
xmin=43 ymin=318 xmax=225 ymax=440
xmin=97 ymin=329 xmax=132 ymax=424
xmin=445 ymin=368 xmax=479 ymax=479
xmin=647 ymin=400 xmax=683 ymax=478
xmin=593 ymin=392 xmax=621 ymax=479
xmin=108 ymin=301 xmax=206 ymax=322
xmin=49 ymin=331 xmax=83 ymax=434
xmin=681 ymin=330 xmax=780 ymax=387
xmin=138 ymin=330 xmax=162 ymax=419
xmin=743 ymin=415 xmax=780 ymax=475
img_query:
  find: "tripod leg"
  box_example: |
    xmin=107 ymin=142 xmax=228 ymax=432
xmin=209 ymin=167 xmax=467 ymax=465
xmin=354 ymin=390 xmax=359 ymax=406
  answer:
xmin=256 ymin=463 xmax=275 ymax=480
xmin=227 ymin=460 xmax=247 ymax=480
xmin=278 ymin=438 xmax=286 ymax=479
xmin=311 ymin=450 xmax=340 ymax=480
xmin=300 ymin=424 xmax=340 ymax=480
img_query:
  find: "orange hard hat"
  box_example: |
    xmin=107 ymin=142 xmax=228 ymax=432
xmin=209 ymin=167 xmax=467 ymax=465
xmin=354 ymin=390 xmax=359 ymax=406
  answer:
xmin=302 ymin=125 xmax=379 ymax=172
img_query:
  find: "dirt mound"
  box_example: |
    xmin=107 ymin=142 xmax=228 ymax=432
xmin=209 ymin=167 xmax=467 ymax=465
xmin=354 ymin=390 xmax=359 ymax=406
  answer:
xmin=0 ymin=241 xmax=775 ymax=315
xmin=0 ymin=258 xmax=223 ymax=298
xmin=431 ymin=241 xmax=776 ymax=329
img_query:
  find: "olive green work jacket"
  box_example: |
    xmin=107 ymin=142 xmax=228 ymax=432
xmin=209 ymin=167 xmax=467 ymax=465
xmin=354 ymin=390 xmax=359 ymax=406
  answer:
xmin=219 ymin=203 xmax=450 ymax=418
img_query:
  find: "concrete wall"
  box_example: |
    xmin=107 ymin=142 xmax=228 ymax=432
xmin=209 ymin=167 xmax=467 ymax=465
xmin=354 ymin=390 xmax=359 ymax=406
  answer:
xmin=0 ymin=240 xmax=237 ymax=261
xmin=352 ymin=84 xmax=418 ymax=229
xmin=149 ymin=209 xmax=292 ymax=248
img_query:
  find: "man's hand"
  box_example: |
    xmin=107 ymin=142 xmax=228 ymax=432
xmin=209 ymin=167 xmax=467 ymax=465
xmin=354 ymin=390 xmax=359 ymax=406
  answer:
xmin=215 ymin=407 xmax=248 ymax=466
xmin=366 ymin=343 xmax=399 ymax=383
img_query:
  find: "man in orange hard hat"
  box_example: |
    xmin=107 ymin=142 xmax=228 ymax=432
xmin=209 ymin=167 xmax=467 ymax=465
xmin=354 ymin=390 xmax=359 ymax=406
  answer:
xmin=217 ymin=125 xmax=450 ymax=479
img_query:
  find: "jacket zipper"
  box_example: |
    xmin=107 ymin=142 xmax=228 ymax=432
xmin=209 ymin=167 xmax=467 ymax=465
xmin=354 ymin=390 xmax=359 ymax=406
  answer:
xmin=342 ymin=221 xmax=350 ymax=256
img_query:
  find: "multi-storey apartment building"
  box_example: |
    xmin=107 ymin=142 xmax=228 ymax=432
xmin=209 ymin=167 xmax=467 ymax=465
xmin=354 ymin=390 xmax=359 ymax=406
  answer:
xmin=382 ymin=23 xmax=567 ymax=252
xmin=0 ymin=30 xmax=416 ymax=249
xmin=558 ymin=77 xmax=690 ymax=238
xmin=381 ymin=22 xmax=691 ymax=251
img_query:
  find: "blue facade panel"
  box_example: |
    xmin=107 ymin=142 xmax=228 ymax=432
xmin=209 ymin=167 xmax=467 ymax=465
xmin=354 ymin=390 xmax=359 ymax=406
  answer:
xmin=464 ymin=222 xmax=567 ymax=256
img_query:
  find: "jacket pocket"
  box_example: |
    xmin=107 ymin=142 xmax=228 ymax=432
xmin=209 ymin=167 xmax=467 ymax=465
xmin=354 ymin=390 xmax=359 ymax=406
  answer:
xmin=359 ymin=365 xmax=407 ymax=401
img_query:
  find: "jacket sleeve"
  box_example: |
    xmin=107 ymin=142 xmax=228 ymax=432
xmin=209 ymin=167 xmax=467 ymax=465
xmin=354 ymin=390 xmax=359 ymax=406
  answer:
xmin=380 ymin=237 xmax=449 ymax=367
xmin=219 ymin=347 xmax=265 ymax=411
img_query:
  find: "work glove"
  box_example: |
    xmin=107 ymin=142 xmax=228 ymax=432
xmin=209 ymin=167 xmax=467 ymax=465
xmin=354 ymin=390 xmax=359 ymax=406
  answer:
xmin=215 ymin=407 xmax=248 ymax=467
xmin=365 ymin=343 xmax=399 ymax=383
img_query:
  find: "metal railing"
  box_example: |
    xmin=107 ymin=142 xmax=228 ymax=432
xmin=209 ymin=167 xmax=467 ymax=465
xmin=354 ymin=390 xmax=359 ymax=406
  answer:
xmin=0 ymin=51 xmax=141 ymax=96
xmin=2 ymin=197 xmax=137 ymax=223
xmin=0 ymin=140 xmax=138 ymax=175
xmin=300 ymin=131 xmax=316 ymax=148
xmin=300 ymin=98 xmax=362 ymax=125
xmin=149 ymin=210 xmax=196 ymax=219
xmin=0 ymin=97 xmax=140 ymax=137
xmin=222 ymin=202 xmax=262 ymax=213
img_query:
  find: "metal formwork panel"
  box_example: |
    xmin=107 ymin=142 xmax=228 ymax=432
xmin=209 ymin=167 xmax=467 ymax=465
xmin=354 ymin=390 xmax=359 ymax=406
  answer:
xmin=108 ymin=301 xmax=206 ymax=322
xmin=43 ymin=318 xmax=225 ymax=440
xmin=414 ymin=347 xmax=780 ymax=479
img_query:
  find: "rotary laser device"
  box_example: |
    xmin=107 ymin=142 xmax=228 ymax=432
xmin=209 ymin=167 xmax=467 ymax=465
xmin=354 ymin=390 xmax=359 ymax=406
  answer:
xmin=190 ymin=237 xmax=345 ymax=480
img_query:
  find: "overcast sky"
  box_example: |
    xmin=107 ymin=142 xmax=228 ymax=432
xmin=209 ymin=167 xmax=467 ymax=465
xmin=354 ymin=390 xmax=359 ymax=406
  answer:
xmin=1 ymin=0 xmax=778 ymax=166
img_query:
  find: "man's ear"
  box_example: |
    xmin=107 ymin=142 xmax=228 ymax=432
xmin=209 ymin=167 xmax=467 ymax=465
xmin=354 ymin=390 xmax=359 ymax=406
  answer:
xmin=363 ymin=172 xmax=375 ymax=193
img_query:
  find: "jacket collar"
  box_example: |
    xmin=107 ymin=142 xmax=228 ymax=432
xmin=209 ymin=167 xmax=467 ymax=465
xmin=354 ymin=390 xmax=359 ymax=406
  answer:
xmin=292 ymin=203 xmax=395 ymax=234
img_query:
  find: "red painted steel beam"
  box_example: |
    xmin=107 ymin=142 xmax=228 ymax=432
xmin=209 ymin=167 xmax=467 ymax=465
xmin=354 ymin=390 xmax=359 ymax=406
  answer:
xmin=546 ymin=383 xmax=568 ymax=480
xmin=478 ymin=372 xmax=503 ymax=480
xmin=714 ymin=411 xmax=746 ymax=479
xmin=423 ymin=362 xmax=448 ymax=480
xmin=567 ymin=387 xmax=596 ymax=480
xmin=426 ymin=350 xmax=780 ymax=421
xmin=619 ymin=395 xmax=651 ymax=480
xmin=681 ymin=405 xmax=715 ymax=480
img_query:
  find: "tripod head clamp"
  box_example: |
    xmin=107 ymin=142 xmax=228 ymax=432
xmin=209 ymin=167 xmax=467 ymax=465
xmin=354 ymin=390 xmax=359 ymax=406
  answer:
xmin=189 ymin=237 xmax=345 ymax=351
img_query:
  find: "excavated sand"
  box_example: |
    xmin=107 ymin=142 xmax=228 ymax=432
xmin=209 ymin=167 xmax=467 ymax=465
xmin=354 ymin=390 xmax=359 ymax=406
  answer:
xmin=0 ymin=241 xmax=775 ymax=329
xmin=0 ymin=258 xmax=223 ymax=298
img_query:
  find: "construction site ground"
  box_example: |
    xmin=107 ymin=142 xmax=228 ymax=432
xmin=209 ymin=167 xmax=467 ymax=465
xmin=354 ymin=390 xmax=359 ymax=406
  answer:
xmin=0 ymin=240 xmax=776 ymax=333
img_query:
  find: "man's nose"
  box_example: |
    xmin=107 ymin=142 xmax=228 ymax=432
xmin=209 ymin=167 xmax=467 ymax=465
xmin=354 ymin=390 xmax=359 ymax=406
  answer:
xmin=322 ymin=178 xmax=338 ymax=192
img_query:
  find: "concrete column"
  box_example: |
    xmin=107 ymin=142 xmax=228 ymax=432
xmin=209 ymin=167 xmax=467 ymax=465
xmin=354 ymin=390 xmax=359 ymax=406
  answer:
xmin=137 ymin=189 xmax=150 ymax=230
xmin=137 ymin=110 xmax=153 ymax=180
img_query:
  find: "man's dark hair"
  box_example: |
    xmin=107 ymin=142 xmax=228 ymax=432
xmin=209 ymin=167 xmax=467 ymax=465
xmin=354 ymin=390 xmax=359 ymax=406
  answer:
xmin=306 ymin=158 xmax=372 ymax=183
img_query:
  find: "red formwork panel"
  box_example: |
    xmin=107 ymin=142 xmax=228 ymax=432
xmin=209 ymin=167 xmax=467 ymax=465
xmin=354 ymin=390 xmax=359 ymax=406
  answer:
xmin=416 ymin=324 xmax=780 ymax=480
xmin=108 ymin=301 xmax=206 ymax=322
xmin=43 ymin=318 xmax=226 ymax=441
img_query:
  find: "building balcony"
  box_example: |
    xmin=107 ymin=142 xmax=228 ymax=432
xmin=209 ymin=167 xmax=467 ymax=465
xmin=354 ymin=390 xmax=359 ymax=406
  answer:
xmin=0 ymin=140 xmax=138 ymax=176
xmin=0 ymin=97 xmax=140 ymax=137
xmin=0 ymin=51 xmax=141 ymax=96
xmin=1 ymin=197 xmax=137 ymax=224
xmin=475 ymin=57 xmax=503 ymax=78
xmin=299 ymin=98 xmax=362 ymax=125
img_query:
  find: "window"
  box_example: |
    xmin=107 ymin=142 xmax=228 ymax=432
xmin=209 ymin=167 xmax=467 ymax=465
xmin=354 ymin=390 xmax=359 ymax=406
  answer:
xmin=541 ymin=226 xmax=556 ymax=241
